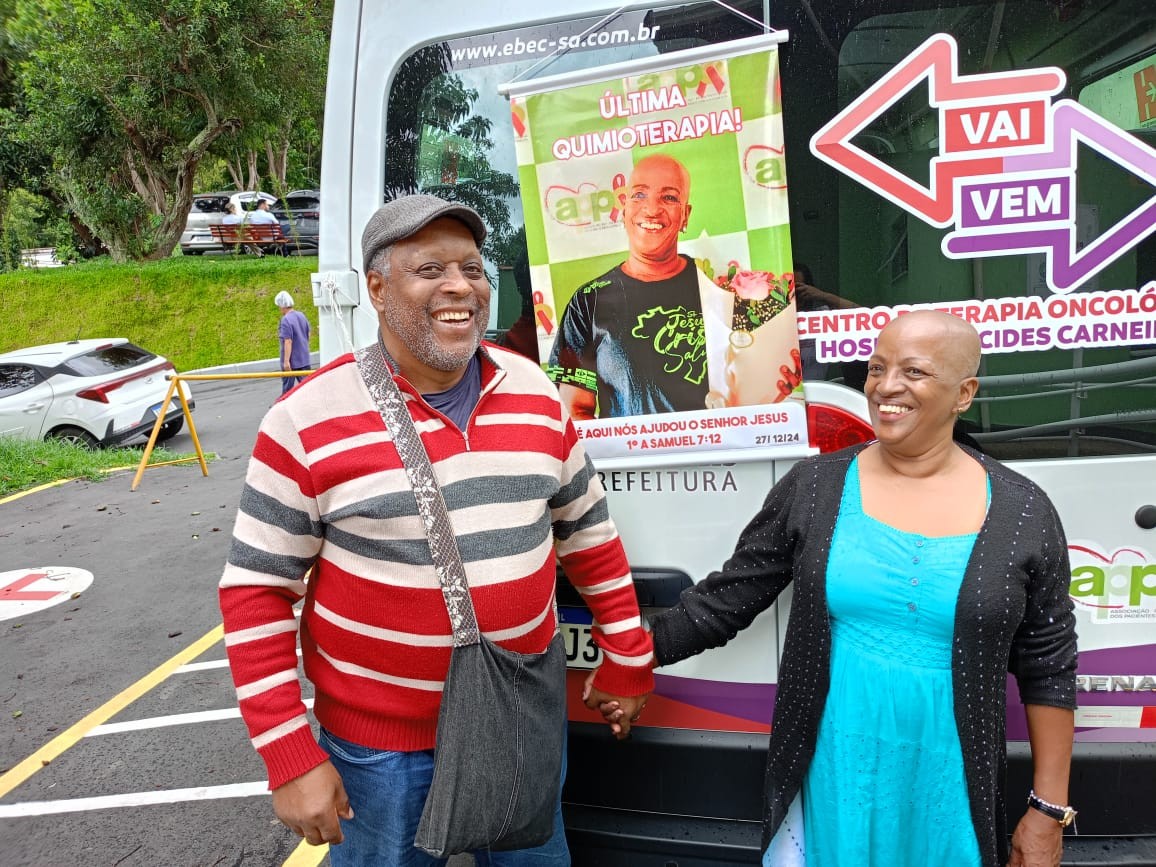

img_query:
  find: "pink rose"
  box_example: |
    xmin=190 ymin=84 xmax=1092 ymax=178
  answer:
xmin=729 ymin=270 xmax=773 ymax=300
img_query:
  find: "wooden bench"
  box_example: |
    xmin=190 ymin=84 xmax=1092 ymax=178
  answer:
xmin=209 ymin=223 xmax=287 ymax=253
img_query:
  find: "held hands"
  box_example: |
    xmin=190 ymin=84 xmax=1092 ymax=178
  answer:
xmin=582 ymin=669 xmax=650 ymax=740
xmin=1006 ymin=809 xmax=1063 ymax=867
xmin=272 ymin=760 xmax=355 ymax=846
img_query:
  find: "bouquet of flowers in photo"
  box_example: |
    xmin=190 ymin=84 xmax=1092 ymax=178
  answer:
xmin=711 ymin=262 xmax=794 ymax=348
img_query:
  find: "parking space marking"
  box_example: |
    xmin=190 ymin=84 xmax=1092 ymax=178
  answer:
xmin=175 ymin=646 xmax=300 ymax=675
xmin=0 ymin=782 xmax=268 ymax=817
xmin=0 ymin=623 xmax=224 ymax=799
xmin=87 ymin=698 xmax=316 ymax=736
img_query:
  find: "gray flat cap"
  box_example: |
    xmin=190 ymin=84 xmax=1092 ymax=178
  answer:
xmin=361 ymin=194 xmax=487 ymax=272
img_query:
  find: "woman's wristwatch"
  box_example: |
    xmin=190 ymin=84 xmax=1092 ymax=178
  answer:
xmin=1027 ymin=790 xmax=1078 ymax=827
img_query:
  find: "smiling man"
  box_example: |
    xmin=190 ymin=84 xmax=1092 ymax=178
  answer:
xmin=547 ymin=153 xmax=712 ymax=419
xmin=219 ymin=195 xmax=654 ymax=865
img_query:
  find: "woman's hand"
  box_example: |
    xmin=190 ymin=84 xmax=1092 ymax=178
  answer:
xmin=1006 ymin=808 xmax=1062 ymax=867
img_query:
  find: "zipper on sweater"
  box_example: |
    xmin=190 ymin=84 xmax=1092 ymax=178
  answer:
xmin=461 ymin=366 xmax=507 ymax=451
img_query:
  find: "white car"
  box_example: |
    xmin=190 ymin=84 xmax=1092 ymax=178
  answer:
xmin=0 ymin=339 xmax=194 ymax=448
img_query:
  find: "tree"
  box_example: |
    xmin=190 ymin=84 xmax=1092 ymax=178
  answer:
xmin=413 ymin=74 xmax=519 ymax=267
xmin=9 ymin=0 xmax=329 ymax=261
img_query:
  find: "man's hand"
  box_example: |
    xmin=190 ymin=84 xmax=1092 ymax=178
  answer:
xmin=1007 ymin=809 xmax=1063 ymax=867
xmin=272 ymin=761 xmax=355 ymax=846
xmin=582 ymin=669 xmax=649 ymax=740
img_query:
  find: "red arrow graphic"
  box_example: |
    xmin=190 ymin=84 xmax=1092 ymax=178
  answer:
xmin=0 ymin=572 xmax=60 ymax=602
xmin=810 ymin=34 xmax=1065 ymax=226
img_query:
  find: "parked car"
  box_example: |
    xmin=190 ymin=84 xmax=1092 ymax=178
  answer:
xmin=0 ymin=339 xmax=194 ymax=448
xmin=273 ymin=189 xmax=320 ymax=255
xmin=179 ymin=191 xmax=278 ymax=255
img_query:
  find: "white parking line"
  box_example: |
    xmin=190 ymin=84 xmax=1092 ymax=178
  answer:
xmin=0 ymin=782 xmax=269 ymax=817
xmin=174 ymin=647 xmax=300 ymax=674
xmin=86 ymin=698 xmax=315 ymax=736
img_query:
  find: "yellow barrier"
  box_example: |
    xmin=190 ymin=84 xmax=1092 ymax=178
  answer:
xmin=130 ymin=370 xmax=311 ymax=491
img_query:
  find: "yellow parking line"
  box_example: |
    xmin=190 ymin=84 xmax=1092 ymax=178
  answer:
xmin=0 ymin=624 xmax=224 ymax=799
xmin=283 ymin=840 xmax=329 ymax=866
xmin=0 ymin=477 xmax=78 ymax=505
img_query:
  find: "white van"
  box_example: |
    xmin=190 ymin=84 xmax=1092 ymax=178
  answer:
xmin=313 ymin=1 xmax=1156 ymax=863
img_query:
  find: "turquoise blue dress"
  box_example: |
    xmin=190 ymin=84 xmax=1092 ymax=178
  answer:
xmin=796 ymin=458 xmax=985 ymax=867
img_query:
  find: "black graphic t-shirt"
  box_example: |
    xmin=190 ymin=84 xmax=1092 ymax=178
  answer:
xmin=547 ymin=255 xmax=707 ymax=417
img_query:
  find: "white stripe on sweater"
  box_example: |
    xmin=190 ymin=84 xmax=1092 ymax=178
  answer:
xmin=319 ymin=534 xmax=554 ymax=590
xmin=235 ymin=669 xmax=299 ymax=701
xmin=251 ymin=714 xmax=310 ymax=750
xmin=602 ymin=647 xmax=655 ymax=667
xmin=315 ymin=645 xmax=444 ymax=692
xmin=578 ymin=574 xmax=634 ymax=596
xmin=224 ymin=619 xmax=298 ymax=647
xmin=473 ymin=412 xmax=565 ymax=432
xmin=219 ymin=565 xmax=307 ymax=594
xmin=314 ymin=601 xmax=453 ymax=646
xmin=314 ymin=597 xmax=554 ymax=645
xmin=308 ymin=429 xmax=393 ymax=464
xmin=231 ymin=512 xmax=322 ymax=561
xmin=597 ymin=615 xmax=642 ymax=635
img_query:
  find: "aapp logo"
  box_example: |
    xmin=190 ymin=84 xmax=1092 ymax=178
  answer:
xmin=743 ymin=144 xmax=787 ymax=189
xmin=544 ymin=173 xmax=626 ymax=227
xmin=1069 ymin=543 xmax=1156 ymax=623
xmin=811 ymin=34 xmax=1156 ymax=293
xmin=636 ymin=62 xmax=727 ymax=102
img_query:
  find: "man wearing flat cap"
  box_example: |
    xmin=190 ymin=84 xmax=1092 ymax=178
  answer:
xmin=219 ymin=194 xmax=654 ymax=865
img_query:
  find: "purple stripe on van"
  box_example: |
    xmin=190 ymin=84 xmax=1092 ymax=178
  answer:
xmin=654 ymin=672 xmax=776 ymax=725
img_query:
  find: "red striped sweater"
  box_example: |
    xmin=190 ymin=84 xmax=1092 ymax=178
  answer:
xmin=219 ymin=345 xmax=654 ymax=789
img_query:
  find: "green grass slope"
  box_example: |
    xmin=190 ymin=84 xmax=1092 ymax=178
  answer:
xmin=0 ymin=256 xmax=320 ymax=372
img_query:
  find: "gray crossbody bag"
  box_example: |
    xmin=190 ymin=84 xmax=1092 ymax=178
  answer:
xmin=355 ymin=341 xmax=566 ymax=857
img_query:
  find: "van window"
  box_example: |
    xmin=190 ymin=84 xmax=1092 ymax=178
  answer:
xmin=385 ymin=0 xmax=1156 ymax=457
xmin=825 ymin=1 xmax=1156 ymax=460
xmin=384 ymin=4 xmax=767 ymax=344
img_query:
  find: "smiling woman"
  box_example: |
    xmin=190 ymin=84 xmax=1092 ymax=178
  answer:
xmin=649 ymin=310 xmax=1078 ymax=867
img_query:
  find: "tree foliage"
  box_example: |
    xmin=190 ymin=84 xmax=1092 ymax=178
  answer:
xmin=8 ymin=0 xmax=329 ymax=261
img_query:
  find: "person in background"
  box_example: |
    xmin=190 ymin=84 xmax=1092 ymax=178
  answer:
xmin=220 ymin=195 xmax=653 ymax=865
xmin=608 ymin=311 xmax=1076 ymax=867
xmin=222 ymin=201 xmax=244 ymax=225
xmin=274 ymin=290 xmax=311 ymax=395
xmin=247 ymin=197 xmax=280 ymax=225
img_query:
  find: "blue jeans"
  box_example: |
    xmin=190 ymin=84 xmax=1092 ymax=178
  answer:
xmin=320 ymin=728 xmax=570 ymax=867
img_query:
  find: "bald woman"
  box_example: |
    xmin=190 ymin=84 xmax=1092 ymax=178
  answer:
xmin=642 ymin=311 xmax=1077 ymax=867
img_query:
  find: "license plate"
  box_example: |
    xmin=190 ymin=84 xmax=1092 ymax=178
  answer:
xmin=559 ymin=608 xmax=602 ymax=669
xmin=149 ymin=402 xmax=164 ymax=418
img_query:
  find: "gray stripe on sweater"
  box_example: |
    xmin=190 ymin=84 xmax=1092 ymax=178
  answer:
xmin=552 ymin=496 xmax=610 ymax=542
xmin=240 ymin=484 xmax=323 ymax=537
xmin=228 ymin=538 xmax=318 ymax=579
xmin=323 ymin=474 xmax=560 ymax=523
xmin=324 ymin=508 xmax=554 ymax=566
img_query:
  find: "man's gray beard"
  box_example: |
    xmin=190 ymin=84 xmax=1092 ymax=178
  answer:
xmin=382 ymin=302 xmax=488 ymax=373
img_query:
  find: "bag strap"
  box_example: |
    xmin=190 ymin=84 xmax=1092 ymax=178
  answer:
xmin=354 ymin=341 xmax=480 ymax=648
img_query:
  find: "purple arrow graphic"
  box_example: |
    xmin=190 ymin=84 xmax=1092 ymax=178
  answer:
xmin=944 ymin=100 xmax=1156 ymax=292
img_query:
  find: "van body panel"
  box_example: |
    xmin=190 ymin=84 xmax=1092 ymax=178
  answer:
xmin=321 ymin=0 xmax=1156 ymax=860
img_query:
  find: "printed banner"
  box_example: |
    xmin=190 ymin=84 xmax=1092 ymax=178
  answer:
xmin=507 ymin=35 xmax=808 ymax=461
xmin=802 ymin=287 xmax=1156 ymax=362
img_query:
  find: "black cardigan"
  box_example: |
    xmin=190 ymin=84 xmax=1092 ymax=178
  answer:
xmin=651 ymin=443 xmax=1077 ymax=867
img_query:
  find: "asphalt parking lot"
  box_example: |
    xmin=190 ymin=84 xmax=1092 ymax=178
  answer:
xmin=0 ymin=370 xmax=477 ymax=866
